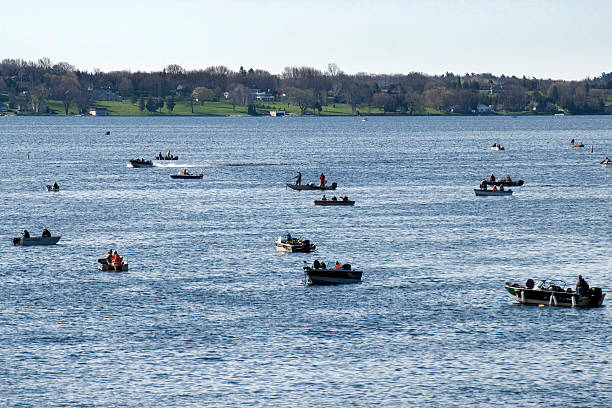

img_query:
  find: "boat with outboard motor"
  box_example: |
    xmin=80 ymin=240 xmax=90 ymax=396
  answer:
xmin=287 ymin=182 xmax=337 ymax=191
xmin=170 ymin=169 xmax=203 ymax=179
xmin=13 ymin=236 xmax=61 ymax=246
xmin=154 ymin=153 xmax=179 ymax=160
xmin=474 ymin=188 xmax=512 ymax=196
xmin=601 ymin=158 xmax=611 ymax=167
xmin=303 ymin=261 xmax=362 ymax=285
xmin=45 ymin=183 xmax=60 ymax=191
xmin=314 ymin=195 xmax=354 ymax=205
xmin=129 ymin=158 xmax=154 ymax=168
xmin=491 ymin=144 xmax=504 ymax=151
xmin=274 ymin=235 xmax=316 ymax=253
xmin=505 ymin=279 xmax=605 ymax=308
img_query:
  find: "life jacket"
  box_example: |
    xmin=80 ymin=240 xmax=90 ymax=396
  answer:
xmin=112 ymin=254 xmax=121 ymax=265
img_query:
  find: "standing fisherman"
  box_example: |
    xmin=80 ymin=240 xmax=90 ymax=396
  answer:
xmin=295 ymin=171 xmax=302 ymax=185
xmin=319 ymin=173 xmax=326 ymax=187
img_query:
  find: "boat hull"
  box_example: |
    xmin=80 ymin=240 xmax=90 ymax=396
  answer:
xmin=170 ymin=174 xmax=203 ymax=179
xmin=98 ymin=262 xmax=129 ymax=271
xmin=287 ymin=183 xmax=337 ymax=191
xmin=505 ymin=284 xmax=605 ymax=308
xmin=474 ymin=189 xmax=512 ymax=196
xmin=601 ymin=161 xmax=612 ymax=167
xmin=304 ymin=267 xmax=362 ymax=285
xmin=314 ymin=200 xmax=354 ymax=205
xmin=13 ymin=236 xmax=61 ymax=246
xmin=129 ymin=160 xmax=153 ymax=168
xmin=491 ymin=146 xmax=504 ymax=151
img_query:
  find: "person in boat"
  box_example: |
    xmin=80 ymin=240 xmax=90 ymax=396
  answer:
xmin=479 ymin=179 xmax=487 ymax=189
xmin=492 ymin=185 xmax=498 ymax=191
xmin=570 ymin=139 xmax=575 ymax=144
xmin=321 ymin=194 xmax=327 ymax=201
xmin=499 ymin=185 xmax=504 ymax=191
xmin=320 ymin=173 xmax=326 ymax=187
xmin=295 ymin=171 xmax=302 ymax=186
xmin=105 ymin=249 xmax=113 ymax=265
xmin=111 ymin=251 xmax=122 ymax=267
xmin=490 ymin=174 xmax=495 ymax=182
xmin=313 ymin=259 xmax=321 ymax=269
xmin=604 ymin=157 xmax=611 ymax=164
xmin=320 ymin=261 xmax=326 ymax=269
xmin=332 ymin=195 xmax=337 ymax=201
xmin=576 ymin=275 xmax=590 ymax=295
xmin=42 ymin=228 xmax=51 ymax=237
xmin=334 ymin=261 xmax=341 ymax=270
xmin=504 ymin=176 xmax=511 ymax=182
xmin=342 ymin=195 xmax=348 ymax=201
xmin=53 ymin=182 xmax=59 ymax=189
xmin=285 ymin=232 xmax=292 ymax=242
xmin=166 ymin=151 xmax=171 ymax=159
xmin=182 ymin=168 xmax=189 ymax=175
xmin=23 ymin=229 xmax=30 ymax=239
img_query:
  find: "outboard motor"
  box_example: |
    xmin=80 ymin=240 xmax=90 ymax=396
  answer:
xmin=12 ymin=237 xmax=20 ymax=245
xmin=342 ymin=263 xmax=351 ymax=270
xmin=302 ymin=240 xmax=310 ymax=248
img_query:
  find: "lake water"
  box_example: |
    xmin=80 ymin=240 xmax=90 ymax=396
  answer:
xmin=0 ymin=115 xmax=610 ymax=407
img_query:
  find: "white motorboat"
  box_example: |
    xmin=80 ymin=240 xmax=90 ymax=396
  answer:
xmin=13 ymin=236 xmax=61 ymax=246
xmin=474 ymin=188 xmax=512 ymax=196
xmin=274 ymin=237 xmax=316 ymax=253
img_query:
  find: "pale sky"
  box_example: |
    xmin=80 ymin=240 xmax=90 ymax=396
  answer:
xmin=2 ymin=0 xmax=611 ymax=80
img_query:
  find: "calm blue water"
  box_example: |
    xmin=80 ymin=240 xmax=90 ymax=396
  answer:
xmin=0 ymin=115 xmax=610 ymax=407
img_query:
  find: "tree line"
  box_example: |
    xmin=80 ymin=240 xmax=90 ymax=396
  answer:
xmin=1 ymin=58 xmax=611 ymax=115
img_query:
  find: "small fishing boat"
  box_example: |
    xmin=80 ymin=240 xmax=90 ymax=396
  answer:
xmin=129 ymin=159 xmax=154 ymax=168
xmin=474 ymin=188 xmax=512 ymax=196
xmin=98 ymin=259 xmax=129 ymax=271
xmin=45 ymin=184 xmax=60 ymax=191
xmin=287 ymin=182 xmax=337 ymax=191
xmin=13 ymin=236 xmax=61 ymax=246
xmin=491 ymin=144 xmax=504 ymax=151
xmin=274 ymin=236 xmax=316 ymax=253
xmin=600 ymin=158 xmax=612 ymax=167
xmin=485 ymin=179 xmax=524 ymax=187
xmin=170 ymin=173 xmax=203 ymax=179
xmin=154 ymin=154 xmax=179 ymax=160
xmin=505 ymin=279 xmax=605 ymax=308
xmin=314 ymin=198 xmax=354 ymax=205
xmin=304 ymin=261 xmax=362 ymax=285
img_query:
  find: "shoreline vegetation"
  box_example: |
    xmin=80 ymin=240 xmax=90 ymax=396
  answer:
xmin=1 ymin=58 xmax=612 ymax=117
